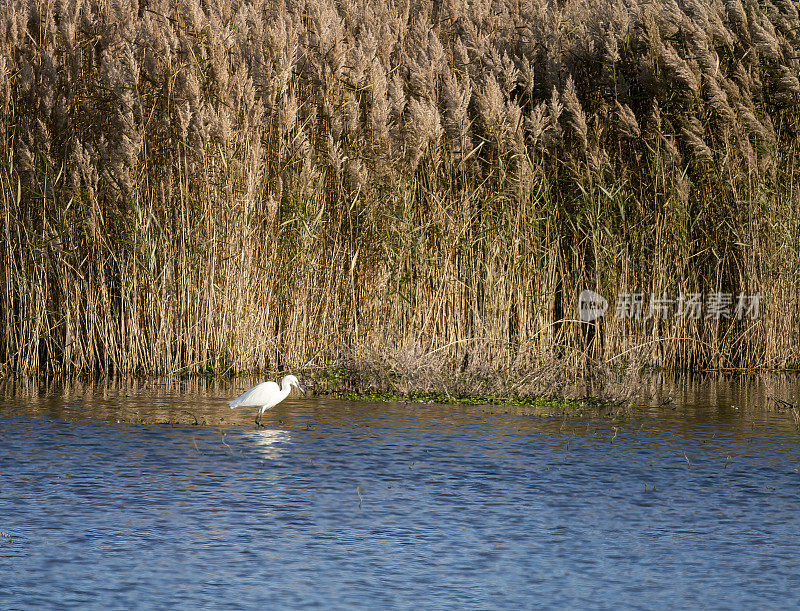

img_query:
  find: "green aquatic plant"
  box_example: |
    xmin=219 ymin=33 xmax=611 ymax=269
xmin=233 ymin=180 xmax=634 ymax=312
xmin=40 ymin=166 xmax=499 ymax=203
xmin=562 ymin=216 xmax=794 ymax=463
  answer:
xmin=327 ymin=387 xmax=610 ymax=410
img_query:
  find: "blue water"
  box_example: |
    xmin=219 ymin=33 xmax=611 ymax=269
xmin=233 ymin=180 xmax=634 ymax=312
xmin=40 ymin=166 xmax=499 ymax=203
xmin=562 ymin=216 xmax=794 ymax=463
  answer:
xmin=1 ymin=388 xmax=800 ymax=608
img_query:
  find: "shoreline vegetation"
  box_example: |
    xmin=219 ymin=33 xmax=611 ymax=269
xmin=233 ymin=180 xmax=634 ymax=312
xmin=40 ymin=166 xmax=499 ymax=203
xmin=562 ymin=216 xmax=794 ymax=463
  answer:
xmin=2 ymin=0 xmax=799 ymax=404
xmin=3 ymin=370 xmax=799 ymax=428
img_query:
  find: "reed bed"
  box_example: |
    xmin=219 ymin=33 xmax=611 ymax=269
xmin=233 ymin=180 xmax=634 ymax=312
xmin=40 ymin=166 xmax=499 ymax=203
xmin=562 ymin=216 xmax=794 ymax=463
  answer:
xmin=1 ymin=0 xmax=799 ymax=387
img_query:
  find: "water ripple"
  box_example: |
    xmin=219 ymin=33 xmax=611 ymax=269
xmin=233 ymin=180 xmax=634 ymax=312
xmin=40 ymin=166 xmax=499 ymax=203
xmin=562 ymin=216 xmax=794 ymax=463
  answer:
xmin=1 ymin=388 xmax=800 ymax=608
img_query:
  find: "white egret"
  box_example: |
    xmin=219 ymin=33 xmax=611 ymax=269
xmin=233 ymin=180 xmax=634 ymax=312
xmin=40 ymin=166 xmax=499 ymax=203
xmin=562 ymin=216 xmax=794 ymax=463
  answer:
xmin=229 ymin=375 xmax=305 ymax=427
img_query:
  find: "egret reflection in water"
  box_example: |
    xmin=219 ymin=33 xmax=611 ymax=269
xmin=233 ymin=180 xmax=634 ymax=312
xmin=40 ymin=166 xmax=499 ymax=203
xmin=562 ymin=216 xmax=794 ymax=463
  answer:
xmin=245 ymin=428 xmax=292 ymax=459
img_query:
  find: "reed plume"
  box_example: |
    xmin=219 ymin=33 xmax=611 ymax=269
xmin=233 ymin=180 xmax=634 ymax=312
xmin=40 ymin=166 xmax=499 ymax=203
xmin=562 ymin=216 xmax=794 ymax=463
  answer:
xmin=1 ymin=0 xmax=798 ymax=386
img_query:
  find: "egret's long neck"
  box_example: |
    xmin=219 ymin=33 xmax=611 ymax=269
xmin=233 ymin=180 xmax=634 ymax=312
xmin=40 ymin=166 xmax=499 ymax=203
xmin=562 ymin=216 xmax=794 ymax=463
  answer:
xmin=280 ymin=378 xmax=293 ymax=396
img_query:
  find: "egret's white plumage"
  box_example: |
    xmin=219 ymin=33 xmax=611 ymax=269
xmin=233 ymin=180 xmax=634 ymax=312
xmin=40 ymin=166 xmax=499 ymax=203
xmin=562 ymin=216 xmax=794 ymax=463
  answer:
xmin=229 ymin=375 xmax=305 ymax=426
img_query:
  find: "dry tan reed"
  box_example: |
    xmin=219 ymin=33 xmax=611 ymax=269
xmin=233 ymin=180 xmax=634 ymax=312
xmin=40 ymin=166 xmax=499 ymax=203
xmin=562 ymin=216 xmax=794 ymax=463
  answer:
xmin=1 ymin=0 xmax=799 ymax=390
